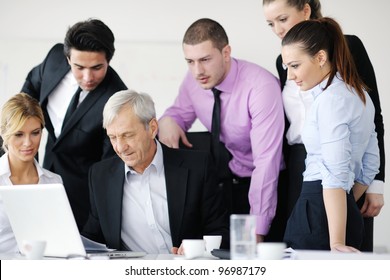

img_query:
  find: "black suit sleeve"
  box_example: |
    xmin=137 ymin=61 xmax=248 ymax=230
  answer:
xmin=81 ymin=164 xmax=107 ymax=245
xmin=199 ymin=153 xmax=230 ymax=249
xmin=21 ymin=43 xmax=65 ymax=101
xmin=346 ymin=35 xmax=385 ymax=182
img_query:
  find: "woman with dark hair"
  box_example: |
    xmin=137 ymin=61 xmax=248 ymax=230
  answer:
xmin=281 ymin=17 xmax=379 ymax=251
xmin=263 ymin=0 xmax=384 ymax=251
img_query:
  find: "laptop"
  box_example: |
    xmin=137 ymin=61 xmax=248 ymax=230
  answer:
xmin=0 ymin=183 xmax=145 ymax=258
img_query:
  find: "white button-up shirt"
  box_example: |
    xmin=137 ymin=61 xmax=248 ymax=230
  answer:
xmin=121 ymin=141 xmax=172 ymax=253
xmin=0 ymin=153 xmax=63 ymax=253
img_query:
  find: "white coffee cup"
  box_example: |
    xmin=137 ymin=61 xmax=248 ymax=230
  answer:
xmin=182 ymin=239 xmax=205 ymax=259
xmin=203 ymin=235 xmax=222 ymax=254
xmin=22 ymin=240 xmax=47 ymax=260
xmin=256 ymin=242 xmax=286 ymax=260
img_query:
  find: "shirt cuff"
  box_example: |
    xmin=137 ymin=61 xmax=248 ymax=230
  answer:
xmin=366 ymin=180 xmax=384 ymax=194
xmin=254 ymin=214 xmax=272 ymax=236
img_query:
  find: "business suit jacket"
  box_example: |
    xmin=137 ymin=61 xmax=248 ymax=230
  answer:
xmin=82 ymin=143 xmax=230 ymax=251
xmin=21 ymin=43 xmax=127 ymax=230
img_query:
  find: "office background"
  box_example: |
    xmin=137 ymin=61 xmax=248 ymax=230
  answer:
xmin=0 ymin=0 xmax=388 ymax=251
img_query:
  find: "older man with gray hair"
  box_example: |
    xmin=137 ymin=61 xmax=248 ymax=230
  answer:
xmin=82 ymin=89 xmax=229 ymax=254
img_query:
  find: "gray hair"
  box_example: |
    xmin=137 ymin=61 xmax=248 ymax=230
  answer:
xmin=102 ymin=89 xmax=156 ymax=129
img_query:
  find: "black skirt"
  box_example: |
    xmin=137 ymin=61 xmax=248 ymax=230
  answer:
xmin=283 ymin=180 xmax=364 ymax=250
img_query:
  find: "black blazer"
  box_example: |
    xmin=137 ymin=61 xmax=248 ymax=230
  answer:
xmin=277 ymin=35 xmax=385 ymax=181
xmin=82 ymin=143 xmax=230 ymax=250
xmin=21 ymin=43 xmax=128 ymax=229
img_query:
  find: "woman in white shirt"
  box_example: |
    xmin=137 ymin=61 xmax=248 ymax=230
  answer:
xmin=0 ymin=93 xmax=62 ymax=253
xmin=281 ymin=18 xmax=379 ymax=251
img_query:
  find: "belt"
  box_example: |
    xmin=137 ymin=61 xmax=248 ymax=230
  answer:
xmin=232 ymin=175 xmax=251 ymax=184
xmin=219 ymin=174 xmax=251 ymax=185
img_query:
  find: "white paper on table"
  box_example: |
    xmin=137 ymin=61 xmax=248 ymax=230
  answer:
xmin=81 ymin=235 xmax=115 ymax=252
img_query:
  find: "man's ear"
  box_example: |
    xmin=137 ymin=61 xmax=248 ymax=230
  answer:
xmin=149 ymin=118 xmax=158 ymax=139
xmin=222 ymin=45 xmax=231 ymax=62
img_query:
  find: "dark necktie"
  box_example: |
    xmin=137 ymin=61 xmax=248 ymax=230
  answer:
xmin=63 ymin=87 xmax=82 ymax=125
xmin=211 ymin=87 xmax=222 ymax=168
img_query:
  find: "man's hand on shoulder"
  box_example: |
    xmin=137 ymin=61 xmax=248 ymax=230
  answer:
xmin=158 ymin=116 xmax=192 ymax=149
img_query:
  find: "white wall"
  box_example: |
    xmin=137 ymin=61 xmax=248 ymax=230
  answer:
xmin=0 ymin=0 xmax=389 ymax=251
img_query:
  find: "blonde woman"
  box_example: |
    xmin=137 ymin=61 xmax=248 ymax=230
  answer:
xmin=0 ymin=93 xmax=62 ymax=253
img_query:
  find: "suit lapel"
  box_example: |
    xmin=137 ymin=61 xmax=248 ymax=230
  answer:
xmin=105 ymin=157 xmax=126 ymax=247
xmin=56 ymin=88 xmax=102 ymax=142
xmin=163 ymin=146 xmax=188 ymax=246
xmin=41 ymin=99 xmax=55 ymax=139
xmin=40 ymin=64 xmax=70 ymax=103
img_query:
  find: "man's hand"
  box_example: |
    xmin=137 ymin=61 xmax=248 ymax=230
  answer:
xmin=360 ymin=193 xmax=384 ymax=218
xmin=256 ymin=234 xmax=265 ymax=243
xmin=171 ymin=244 xmax=184 ymax=255
xmin=158 ymin=116 xmax=192 ymax=148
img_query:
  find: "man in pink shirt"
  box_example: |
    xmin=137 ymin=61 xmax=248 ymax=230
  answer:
xmin=158 ymin=18 xmax=284 ymax=243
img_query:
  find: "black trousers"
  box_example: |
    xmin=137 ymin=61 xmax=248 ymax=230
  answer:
xmin=283 ymin=180 xmax=364 ymax=250
xmin=219 ymin=175 xmax=250 ymax=215
xmin=356 ymin=194 xmax=374 ymax=251
xmin=178 ymin=132 xmax=251 ymax=216
xmin=265 ymin=144 xmax=306 ymax=242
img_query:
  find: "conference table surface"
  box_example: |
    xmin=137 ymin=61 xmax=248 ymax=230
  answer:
xmin=1 ymin=250 xmax=390 ymax=260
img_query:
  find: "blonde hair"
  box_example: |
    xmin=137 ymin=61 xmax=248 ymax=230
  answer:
xmin=0 ymin=93 xmax=44 ymax=152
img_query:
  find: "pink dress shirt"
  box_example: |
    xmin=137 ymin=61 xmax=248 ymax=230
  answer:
xmin=161 ymin=58 xmax=284 ymax=235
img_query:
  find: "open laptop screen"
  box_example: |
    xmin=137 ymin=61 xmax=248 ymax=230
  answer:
xmin=0 ymin=183 xmax=86 ymax=257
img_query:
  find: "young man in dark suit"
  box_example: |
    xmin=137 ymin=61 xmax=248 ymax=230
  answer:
xmin=21 ymin=18 xmax=127 ymax=230
xmin=82 ymin=89 xmax=229 ymax=254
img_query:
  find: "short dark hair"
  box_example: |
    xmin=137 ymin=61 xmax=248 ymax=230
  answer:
xmin=183 ymin=18 xmax=229 ymax=51
xmin=64 ymin=18 xmax=115 ymax=62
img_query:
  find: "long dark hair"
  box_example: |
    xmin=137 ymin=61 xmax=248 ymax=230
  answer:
xmin=282 ymin=17 xmax=367 ymax=104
